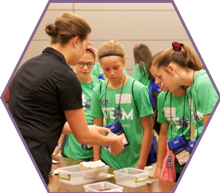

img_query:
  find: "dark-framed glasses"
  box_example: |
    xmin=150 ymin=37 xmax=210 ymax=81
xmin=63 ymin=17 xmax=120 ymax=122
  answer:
xmin=77 ymin=62 xmax=94 ymax=69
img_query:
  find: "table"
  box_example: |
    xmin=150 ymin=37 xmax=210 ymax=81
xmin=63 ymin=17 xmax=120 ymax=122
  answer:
xmin=48 ymin=156 xmax=176 ymax=192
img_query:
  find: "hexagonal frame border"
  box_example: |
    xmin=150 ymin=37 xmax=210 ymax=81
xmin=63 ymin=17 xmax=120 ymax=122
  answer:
xmin=0 ymin=0 xmax=219 ymax=192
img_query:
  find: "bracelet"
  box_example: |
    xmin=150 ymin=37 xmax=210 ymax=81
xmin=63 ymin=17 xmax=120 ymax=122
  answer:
xmin=56 ymin=143 xmax=62 ymax=148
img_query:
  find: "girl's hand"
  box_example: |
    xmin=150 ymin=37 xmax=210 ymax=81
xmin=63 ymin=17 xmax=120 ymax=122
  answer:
xmin=135 ymin=162 xmax=146 ymax=170
xmin=52 ymin=146 xmax=60 ymax=157
xmin=153 ymin=167 xmax=162 ymax=179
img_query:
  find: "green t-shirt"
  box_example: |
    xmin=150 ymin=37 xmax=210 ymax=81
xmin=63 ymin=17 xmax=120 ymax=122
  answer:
xmin=186 ymin=69 xmax=218 ymax=140
xmin=133 ymin=64 xmax=151 ymax=88
xmin=91 ymin=62 xmax=127 ymax=80
xmin=90 ymin=76 xmax=153 ymax=169
xmin=157 ymin=91 xmax=191 ymax=173
xmin=64 ymin=76 xmax=102 ymax=159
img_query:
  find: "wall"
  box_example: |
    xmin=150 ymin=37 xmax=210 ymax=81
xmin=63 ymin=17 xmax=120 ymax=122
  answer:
xmin=20 ymin=3 xmax=195 ymax=76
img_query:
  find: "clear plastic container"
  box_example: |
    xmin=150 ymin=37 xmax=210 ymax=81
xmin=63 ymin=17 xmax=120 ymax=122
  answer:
xmin=56 ymin=164 xmax=109 ymax=185
xmin=113 ymin=168 xmax=150 ymax=187
xmin=84 ymin=181 xmax=123 ymax=192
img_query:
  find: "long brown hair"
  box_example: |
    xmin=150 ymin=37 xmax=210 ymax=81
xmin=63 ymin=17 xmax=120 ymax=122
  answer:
xmin=45 ymin=12 xmax=91 ymax=45
xmin=153 ymin=42 xmax=203 ymax=71
xmin=134 ymin=43 xmax=153 ymax=80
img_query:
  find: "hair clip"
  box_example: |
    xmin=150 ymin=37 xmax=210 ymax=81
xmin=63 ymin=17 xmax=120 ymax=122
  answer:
xmin=86 ymin=45 xmax=98 ymax=54
xmin=135 ymin=43 xmax=137 ymax=48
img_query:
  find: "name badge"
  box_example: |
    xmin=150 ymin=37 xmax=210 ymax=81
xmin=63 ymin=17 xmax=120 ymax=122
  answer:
xmin=86 ymin=145 xmax=93 ymax=149
xmin=120 ymin=133 xmax=129 ymax=146
xmin=164 ymin=107 xmax=176 ymax=118
xmin=175 ymin=149 xmax=190 ymax=166
xmin=116 ymin=94 xmax=131 ymax=104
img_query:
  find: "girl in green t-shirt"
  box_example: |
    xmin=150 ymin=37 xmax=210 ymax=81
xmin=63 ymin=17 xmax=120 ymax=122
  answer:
xmin=91 ymin=40 xmax=154 ymax=169
xmin=133 ymin=43 xmax=153 ymax=88
xmin=153 ymin=88 xmax=191 ymax=182
xmin=149 ymin=43 xmax=218 ymax=181
xmin=150 ymin=42 xmax=218 ymax=141
xmin=134 ymin=46 xmax=162 ymax=135
xmin=150 ymin=52 xmax=189 ymax=182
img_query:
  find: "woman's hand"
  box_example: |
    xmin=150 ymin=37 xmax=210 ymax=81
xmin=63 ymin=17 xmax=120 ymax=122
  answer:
xmin=108 ymin=135 xmax=124 ymax=156
xmin=95 ymin=126 xmax=112 ymax=135
xmin=89 ymin=125 xmax=111 ymax=135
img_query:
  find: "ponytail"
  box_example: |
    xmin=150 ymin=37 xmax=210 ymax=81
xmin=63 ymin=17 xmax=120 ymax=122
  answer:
xmin=153 ymin=42 xmax=203 ymax=71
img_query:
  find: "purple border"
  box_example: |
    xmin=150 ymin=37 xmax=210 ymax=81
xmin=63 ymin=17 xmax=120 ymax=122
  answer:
xmin=0 ymin=0 xmax=219 ymax=193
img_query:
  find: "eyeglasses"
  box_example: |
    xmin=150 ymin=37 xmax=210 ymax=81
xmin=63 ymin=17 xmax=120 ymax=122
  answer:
xmin=77 ymin=62 xmax=94 ymax=69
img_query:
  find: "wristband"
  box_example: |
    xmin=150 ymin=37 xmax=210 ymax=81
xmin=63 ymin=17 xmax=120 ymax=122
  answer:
xmin=56 ymin=143 xmax=62 ymax=148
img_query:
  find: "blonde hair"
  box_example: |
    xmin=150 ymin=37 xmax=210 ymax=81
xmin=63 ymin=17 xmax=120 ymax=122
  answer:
xmin=153 ymin=42 xmax=203 ymax=71
xmin=45 ymin=12 xmax=91 ymax=45
xmin=98 ymin=40 xmax=126 ymax=63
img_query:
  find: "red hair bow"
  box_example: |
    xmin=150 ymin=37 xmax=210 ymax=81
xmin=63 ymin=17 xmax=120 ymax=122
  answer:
xmin=86 ymin=45 xmax=98 ymax=54
xmin=172 ymin=42 xmax=182 ymax=51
